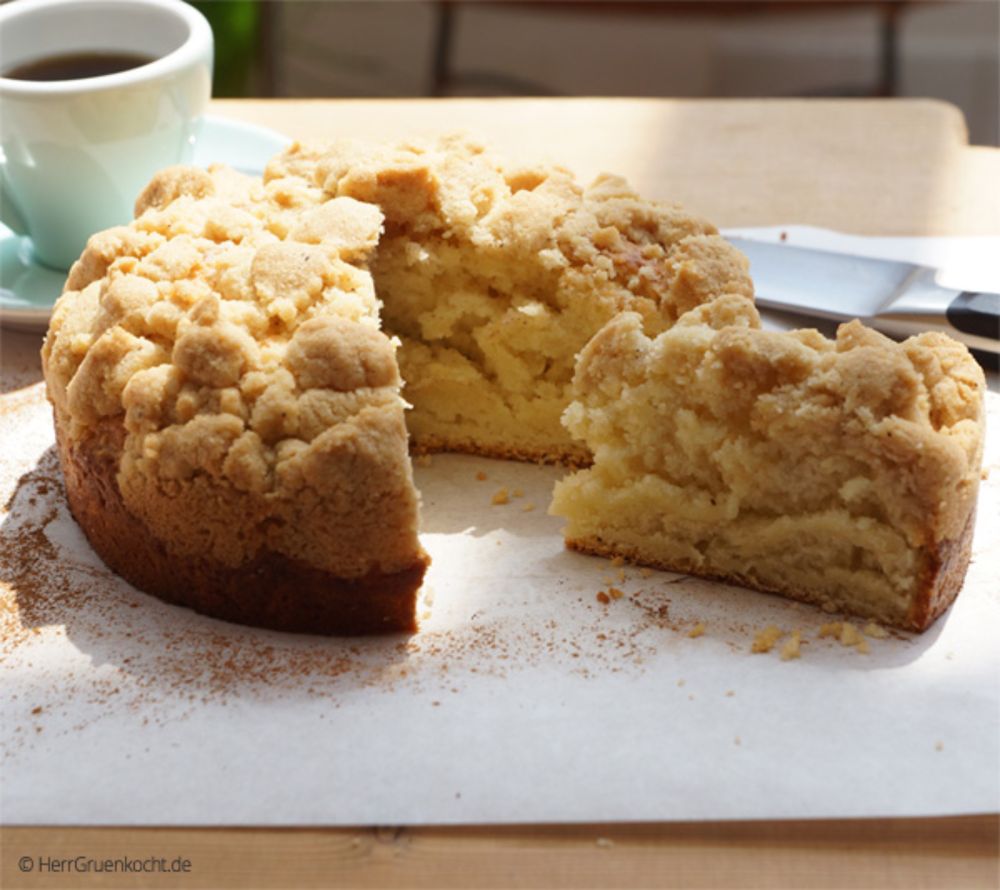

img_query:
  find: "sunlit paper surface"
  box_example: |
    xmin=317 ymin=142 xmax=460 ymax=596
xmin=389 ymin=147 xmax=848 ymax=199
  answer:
xmin=2 ymin=231 xmax=997 ymax=825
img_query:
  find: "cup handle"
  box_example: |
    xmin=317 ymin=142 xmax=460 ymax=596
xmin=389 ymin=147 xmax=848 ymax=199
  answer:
xmin=0 ymin=160 xmax=28 ymax=235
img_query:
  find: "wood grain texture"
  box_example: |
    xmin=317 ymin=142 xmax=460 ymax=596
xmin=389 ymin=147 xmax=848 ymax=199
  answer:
xmin=3 ymin=818 xmax=998 ymax=889
xmin=3 ymin=98 xmax=999 ymax=890
xmin=213 ymin=97 xmax=1000 ymax=235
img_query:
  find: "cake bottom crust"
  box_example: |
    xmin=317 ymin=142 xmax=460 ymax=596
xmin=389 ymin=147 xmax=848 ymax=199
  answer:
xmin=56 ymin=422 xmax=429 ymax=636
xmin=410 ymin=434 xmax=591 ymax=468
xmin=564 ymin=507 xmax=975 ymax=633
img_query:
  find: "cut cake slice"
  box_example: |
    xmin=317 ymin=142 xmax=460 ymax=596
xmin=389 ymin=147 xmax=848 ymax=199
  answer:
xmin=550 ymin=296 xmax=985 ymax=631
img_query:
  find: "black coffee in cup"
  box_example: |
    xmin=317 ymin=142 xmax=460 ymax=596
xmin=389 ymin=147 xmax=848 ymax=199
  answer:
xmin=4 ymin=51 xmax=155 ymax=81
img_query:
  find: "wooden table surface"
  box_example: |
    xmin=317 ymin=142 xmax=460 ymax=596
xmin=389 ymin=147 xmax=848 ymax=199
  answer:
xmin=2 ymin=98 xmax=998 ymax=890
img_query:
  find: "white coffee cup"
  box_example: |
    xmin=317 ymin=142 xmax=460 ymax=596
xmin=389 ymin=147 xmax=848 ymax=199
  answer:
xmin=0 ymin=0 xmax=213 ymax=270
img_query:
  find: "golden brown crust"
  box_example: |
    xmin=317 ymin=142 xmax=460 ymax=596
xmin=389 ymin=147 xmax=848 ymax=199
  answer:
xmin=564 ymin=515 xmax=975 ymax=633
xmin=56 ymin=418 xmax=428 ymax=635
xmin=907 ymin=503 xmax=977 ymax=631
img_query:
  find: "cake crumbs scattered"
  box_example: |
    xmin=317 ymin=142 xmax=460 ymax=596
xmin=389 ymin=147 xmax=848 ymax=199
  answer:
xmin=863 ymin=622 xmax=889 ymax=639
xmin=935 ymin=741 xmax=944 ymax=752
xmin=475 ymin=471 xmax=488 ymax=481
xmin=687 ymin=622 xmax=705 ymax=639
xmin=725 ymin=690 xmax=735 ymax=697
xmin=734 ymin=736 xmax=742 ymax=746
xmin=30 ymin=706 xmax=42 ymax=715
xmin=608 ymin=587 xmax=624 ymax=600
xmin=491 ymin=488 xmax=509 ymax=505
xmin=677 ymin=678 xmax=686 ymax=687
xmin=596 ymin=591 xmax=610 ymax=605
xmin=780 ymin=631 xmax=802 ymax=661
xmin=751 ymin=625 xmax=783 ymax=654
xmin=512 ymin=488 xmax=524 ymax=498
xmin=610 ymin=556 xmax=625 ymax=568
xmin=839 ymin=622 xmax=864 ymax=647
xmin=617 ymin=569 xmax=626 ymax=583
xmin=639 ymin=568 xmax=654 ymax=579
xmin=819 ymin=621 xmax=871 ymax=653
xmin=520 ymin=502 xmax=535 ymax=512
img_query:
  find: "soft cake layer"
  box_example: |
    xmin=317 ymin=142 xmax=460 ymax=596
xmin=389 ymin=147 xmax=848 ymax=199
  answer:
xmin=550 ymin=297 xmax=985 ymax=630
xmin=42 ymin=164 xmax=429 ymax=633
xmin=265 ymin=135 xmax=754 ymax=462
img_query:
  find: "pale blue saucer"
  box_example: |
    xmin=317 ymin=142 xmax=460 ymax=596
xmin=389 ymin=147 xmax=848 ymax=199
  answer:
xmin=0 ymin=115 xmax=291 ymax=333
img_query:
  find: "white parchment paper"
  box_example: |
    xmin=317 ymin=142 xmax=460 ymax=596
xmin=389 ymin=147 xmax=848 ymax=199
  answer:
xmin=2 ymin=233 xmax=998 ymax=826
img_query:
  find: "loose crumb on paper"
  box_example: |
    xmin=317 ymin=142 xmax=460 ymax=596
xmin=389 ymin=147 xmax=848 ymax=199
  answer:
xmin=780 ymin=631 xmax=802 ymax=661
xmin=491 ymin=488 xmax=509 ymax=505
xmin=818 ymin=621 xmax=871 ymax=653
xmin=751 ymin=625 xmax=783 ymax=654
xmin=687 ymin=623 xmax=705 ymax=639
xmin=839 ymin=622 xmax=864 ymax=647
xmin=475 ymin=471 xmax=488 ymax=481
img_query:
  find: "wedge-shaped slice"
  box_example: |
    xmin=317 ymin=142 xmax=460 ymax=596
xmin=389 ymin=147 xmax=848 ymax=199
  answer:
xmin=551 ymin=297 xmax=985 ymax=631
xmin=43 ymin=165 xmax=428 ymax=635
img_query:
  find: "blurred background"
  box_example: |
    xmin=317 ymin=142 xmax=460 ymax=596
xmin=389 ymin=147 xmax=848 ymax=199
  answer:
xmin=199 ymin=0 xmax=998 ymax=145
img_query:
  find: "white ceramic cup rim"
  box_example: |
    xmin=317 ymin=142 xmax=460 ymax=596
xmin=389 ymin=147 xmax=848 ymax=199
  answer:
xmin=0 ymin=0 xmax=213 ymax=96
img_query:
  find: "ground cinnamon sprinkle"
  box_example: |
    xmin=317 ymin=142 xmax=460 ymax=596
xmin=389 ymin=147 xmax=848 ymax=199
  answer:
xmin=0 ymin=426 xmax=720 ymax=750
xmin=2 ymin=383 xmax=916 ymax=758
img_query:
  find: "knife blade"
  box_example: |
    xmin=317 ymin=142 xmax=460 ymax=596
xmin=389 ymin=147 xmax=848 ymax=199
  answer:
xmin=726 ymin=236 xmax=999 ymax=355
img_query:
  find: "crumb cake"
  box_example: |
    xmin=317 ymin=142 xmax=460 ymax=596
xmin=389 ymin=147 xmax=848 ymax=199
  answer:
xmin=43 ymin=135 xmax=984 ymax=636
xmin=42 ymin=135 xmax=752 ymax=635
xmin=549 ymin=297 xmax=985 ymax=631
xmin=265 ymin=134 xmax=754 ymax=463
xmin=42 ymin=164 xmax=429 ymax=634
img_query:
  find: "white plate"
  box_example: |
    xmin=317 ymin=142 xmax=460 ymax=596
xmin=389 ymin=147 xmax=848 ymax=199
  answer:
xmin=0 ymin=115 xmax=291 ymax=333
